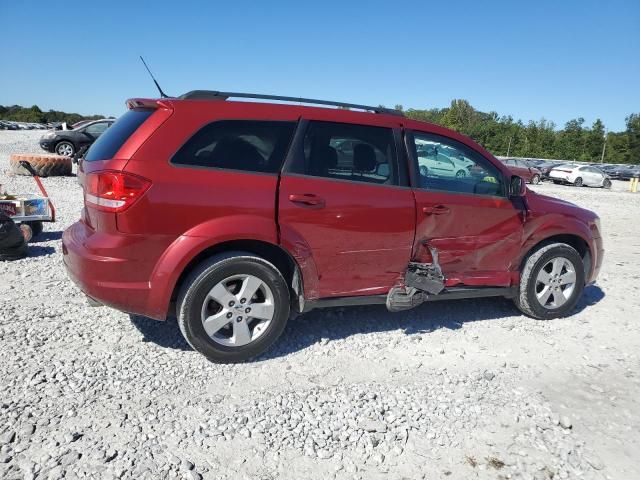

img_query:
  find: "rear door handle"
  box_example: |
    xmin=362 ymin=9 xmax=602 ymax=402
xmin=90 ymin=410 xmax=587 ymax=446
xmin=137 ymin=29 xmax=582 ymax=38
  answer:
xmin=288 ymin=194 xmax=326 ymax=209
xmin=422 ymin=205 xmax=450 ymax=215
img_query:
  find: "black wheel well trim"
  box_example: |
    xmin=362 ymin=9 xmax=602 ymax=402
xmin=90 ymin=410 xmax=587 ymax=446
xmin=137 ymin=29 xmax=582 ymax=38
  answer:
xmin=519 ymin=234 xmax=592 ymax=281
xmin=170 ymin=239 xmax=304 ymax=316
xmin=55 ymin=139 xmax=75 ymax=149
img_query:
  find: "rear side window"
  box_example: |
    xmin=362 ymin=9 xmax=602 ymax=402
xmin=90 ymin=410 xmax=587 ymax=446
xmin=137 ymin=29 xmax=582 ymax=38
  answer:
xmin=171 ymin=120 xmax=296 ymax=174
xmin=290 ymin=121 xmax=398 ymax=185
xmin=85 ymin=109 xmax=153 ymax=161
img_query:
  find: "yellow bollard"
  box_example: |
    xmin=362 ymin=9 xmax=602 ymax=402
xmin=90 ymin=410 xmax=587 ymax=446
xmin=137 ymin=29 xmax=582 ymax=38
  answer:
xmin=632 ymin=177 xmax=639 ymax=193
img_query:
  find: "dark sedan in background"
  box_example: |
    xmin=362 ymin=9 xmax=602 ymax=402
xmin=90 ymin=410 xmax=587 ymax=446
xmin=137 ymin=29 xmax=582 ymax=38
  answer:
xmin=619 ymin=165 xmax=640 ymax=180
xmin=39 ymin=119 xmax=114 ymax=157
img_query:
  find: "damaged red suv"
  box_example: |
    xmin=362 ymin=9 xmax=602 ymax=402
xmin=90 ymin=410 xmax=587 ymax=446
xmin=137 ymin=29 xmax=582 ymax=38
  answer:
xmin=62 ymin=91 xmax=604 ymax=362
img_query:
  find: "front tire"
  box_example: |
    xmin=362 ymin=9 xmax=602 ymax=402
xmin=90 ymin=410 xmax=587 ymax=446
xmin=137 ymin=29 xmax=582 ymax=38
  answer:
xmin=530 ymin=174 xmax=540 ymax=185
xmin=177 ymin=252 xmax=290 ymax=363
xmin=603 ymin=178 xmax=612 ymax=189
xmin=574 ymin=177 xmax=583 ymax=187
xmin=514 ymin=243 xmax=585 ymax=320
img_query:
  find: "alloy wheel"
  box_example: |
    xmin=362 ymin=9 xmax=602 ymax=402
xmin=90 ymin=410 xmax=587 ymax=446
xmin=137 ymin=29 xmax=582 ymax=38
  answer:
xmin=56 ymin=143 xmax=74 ymax=157
xmin=200 ymin=274 xmax=275 ymax=347
xmin=535 ymin=257 xmax=576 ymax=309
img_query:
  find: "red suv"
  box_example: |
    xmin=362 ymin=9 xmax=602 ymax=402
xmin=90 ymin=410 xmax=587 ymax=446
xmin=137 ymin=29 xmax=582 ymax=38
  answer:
xmin=502 ymin=158 xmax=543 ymax=184
xmin=62 ymin=91 xmax=603 ymax=363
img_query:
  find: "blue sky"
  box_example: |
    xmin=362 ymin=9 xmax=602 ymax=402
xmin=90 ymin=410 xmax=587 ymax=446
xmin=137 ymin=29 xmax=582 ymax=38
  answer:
xmin=1 ymin=0 xmax=638 ymax=131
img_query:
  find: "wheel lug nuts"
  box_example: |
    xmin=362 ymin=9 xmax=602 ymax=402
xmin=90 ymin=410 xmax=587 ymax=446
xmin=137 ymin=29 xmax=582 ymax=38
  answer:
xmin=240 ymin=298 xmax=247 ymax=304
xmin=226 ymin=312 xmax=233 ymax=319
xmin=229 ymin=301 xmax=235 ymax=307
xmin=236 ymin=316 xmax=243 ymax=322
xmin=245 ymin=308 xmax=251 ymax=313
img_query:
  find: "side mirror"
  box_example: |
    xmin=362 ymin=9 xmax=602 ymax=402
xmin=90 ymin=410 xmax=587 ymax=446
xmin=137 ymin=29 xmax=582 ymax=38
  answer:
xmin=509 ymin=175 xmax=526 ymax=197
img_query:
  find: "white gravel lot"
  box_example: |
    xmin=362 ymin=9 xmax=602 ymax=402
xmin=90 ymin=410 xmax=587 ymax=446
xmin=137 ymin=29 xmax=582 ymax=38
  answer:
xmin=0 ymin=130 xmax=639 ymax=480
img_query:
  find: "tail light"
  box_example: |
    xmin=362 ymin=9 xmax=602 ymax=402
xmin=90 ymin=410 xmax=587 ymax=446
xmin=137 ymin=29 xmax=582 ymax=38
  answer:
xmin=85 ymin=171 xmax=151 ymax=213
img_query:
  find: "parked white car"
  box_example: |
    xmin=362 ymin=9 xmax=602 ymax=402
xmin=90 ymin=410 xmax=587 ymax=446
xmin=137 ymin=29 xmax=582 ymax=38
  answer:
xmin=416 ymin=141 xmax=473 ymax=178
xmin=549 ymin=164 xmax=612 ymax=188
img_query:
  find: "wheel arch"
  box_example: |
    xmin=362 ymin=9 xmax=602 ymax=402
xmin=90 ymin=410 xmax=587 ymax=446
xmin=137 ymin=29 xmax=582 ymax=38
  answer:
xmin=169 ymin=239 xmax=304 ymax=318
xmin=519 ymin=234 xmax=592 ymax=282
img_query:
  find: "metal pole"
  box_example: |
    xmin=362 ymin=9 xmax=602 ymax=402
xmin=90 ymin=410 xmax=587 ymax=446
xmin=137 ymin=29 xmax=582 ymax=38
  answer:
xmin=600 ymin=130 xmax=607 ymax=163
xmin=506 ymin=136 xmax=513 ymax=157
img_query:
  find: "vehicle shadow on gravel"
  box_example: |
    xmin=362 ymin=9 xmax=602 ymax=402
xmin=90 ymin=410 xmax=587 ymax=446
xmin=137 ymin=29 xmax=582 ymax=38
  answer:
xmin=127 ymin=286 xmax=604 ymax=360
xmin=129 ymin=315 xmax=191 ymax=351
xmin=259 ymin=285 xmax=605 ymax=360
xmin=26 ymin=245 xmax=56 ymax=257
xmin=575 ymin=284 xmax=605 ymax=311
xmin=31 ymin=230 xmax=63 ymax=243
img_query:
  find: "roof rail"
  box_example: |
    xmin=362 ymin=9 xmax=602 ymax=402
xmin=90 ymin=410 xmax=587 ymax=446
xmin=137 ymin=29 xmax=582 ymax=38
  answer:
xmin=178 ymin=90 xmax=403 ymax=116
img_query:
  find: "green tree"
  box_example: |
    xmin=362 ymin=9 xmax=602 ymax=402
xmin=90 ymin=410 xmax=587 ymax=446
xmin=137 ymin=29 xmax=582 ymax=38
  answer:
xmin=626 ymin=113 xmax=640 ymax=163
xmin=584 ymin=119 xmax=606 ymax=162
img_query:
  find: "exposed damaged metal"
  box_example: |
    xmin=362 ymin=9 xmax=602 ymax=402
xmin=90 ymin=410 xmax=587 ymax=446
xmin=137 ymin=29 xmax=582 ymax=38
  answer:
xmin=405 ymin=261 xmax=445 ymax=295
xmin=386 ymin=245 xmax=446 ymax=312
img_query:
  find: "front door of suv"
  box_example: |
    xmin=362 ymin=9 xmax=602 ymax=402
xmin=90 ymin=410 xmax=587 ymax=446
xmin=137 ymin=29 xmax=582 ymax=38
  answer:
xmin=408 ymin=131 xmax=524 ymax=287
xmin=279 ymin=119 xmax=415 ymax=299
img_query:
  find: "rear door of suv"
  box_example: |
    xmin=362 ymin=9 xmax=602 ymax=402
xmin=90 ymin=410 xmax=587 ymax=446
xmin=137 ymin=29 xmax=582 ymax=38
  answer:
xmin=278 ymin=115 xmax=415 ymax=299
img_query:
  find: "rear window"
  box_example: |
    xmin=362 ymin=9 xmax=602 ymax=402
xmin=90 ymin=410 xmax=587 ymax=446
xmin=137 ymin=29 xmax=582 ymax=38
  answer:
xmin=171 ymin=120 xmax=296 ymax=174
xmin=84 ymin=109 xmax=153 ymax=161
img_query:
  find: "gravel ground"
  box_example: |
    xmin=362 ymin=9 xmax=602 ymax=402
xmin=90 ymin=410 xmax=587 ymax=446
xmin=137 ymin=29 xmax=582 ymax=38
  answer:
xmin=1 ymin=130 xmax=639 ymax=480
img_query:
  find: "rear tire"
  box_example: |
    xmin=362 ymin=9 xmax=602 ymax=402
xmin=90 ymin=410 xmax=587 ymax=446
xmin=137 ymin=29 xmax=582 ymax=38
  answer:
xmin=531 ymin=174 xmax=540 ymax=185
xmin=514 ymin=242 xmax=585 ymax=320
xmin=603 ymin=178 xmax=612 ymax=189
xmin=177 ymin=252 xmax=290 ymax=363
xmin=9 ymin=154 xmax=72 ymax=177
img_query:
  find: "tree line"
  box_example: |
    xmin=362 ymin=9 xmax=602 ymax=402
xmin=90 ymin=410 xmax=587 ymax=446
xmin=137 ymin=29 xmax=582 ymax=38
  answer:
xmin=397 ymin=100 xmax=639 ymax=165
xmin=0 ymin=104 xmax=108 ymax=126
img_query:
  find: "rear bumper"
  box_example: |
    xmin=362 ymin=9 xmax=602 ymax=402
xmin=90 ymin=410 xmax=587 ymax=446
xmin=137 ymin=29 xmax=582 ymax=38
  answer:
xmin=62 ymin=221 xmax=169 ymax=320
xmin=549 ymin=172 xmax=572 ymax=183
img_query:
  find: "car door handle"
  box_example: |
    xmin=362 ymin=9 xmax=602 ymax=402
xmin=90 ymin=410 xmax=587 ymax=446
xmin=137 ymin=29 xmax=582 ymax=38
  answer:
xmin=422 ymin=205 xmax=450 ymax=215
xmin=288 ymin=194 xmax=326 ymax=209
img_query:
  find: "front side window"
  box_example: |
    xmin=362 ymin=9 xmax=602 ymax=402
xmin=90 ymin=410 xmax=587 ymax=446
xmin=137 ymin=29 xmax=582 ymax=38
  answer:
xmin=172 ymin=120 xmax=296 ymax=174
xmin=290 ymin=121 xmax=398 ymax=185
xmin=410 ymin=132 xmax=504 ymax=196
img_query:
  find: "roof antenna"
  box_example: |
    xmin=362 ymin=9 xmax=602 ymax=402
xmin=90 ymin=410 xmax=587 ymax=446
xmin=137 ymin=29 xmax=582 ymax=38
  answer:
xmin=139 ymin=56 xmax=169 ymax=98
